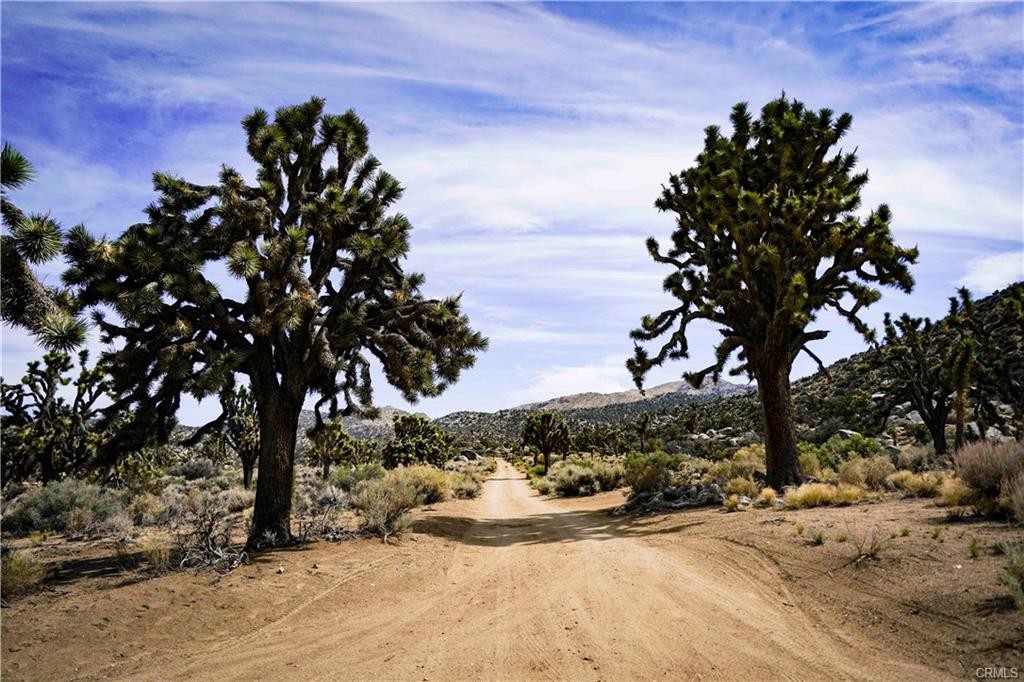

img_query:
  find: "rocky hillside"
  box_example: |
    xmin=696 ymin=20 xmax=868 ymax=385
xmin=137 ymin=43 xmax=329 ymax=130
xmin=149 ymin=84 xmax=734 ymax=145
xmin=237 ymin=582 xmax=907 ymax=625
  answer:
xmin=295 ymin=405 xmax=422 ymax=442
xmin=512 ymin=379 xmax=748 ymax=412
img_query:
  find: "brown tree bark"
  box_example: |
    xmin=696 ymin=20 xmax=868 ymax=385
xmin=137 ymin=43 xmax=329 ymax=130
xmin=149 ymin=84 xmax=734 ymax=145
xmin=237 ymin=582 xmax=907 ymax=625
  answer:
xmin=755 ymin=359 xmax=803 ymax=490
xmin=249 ymin=395 xmax=301 ymax=546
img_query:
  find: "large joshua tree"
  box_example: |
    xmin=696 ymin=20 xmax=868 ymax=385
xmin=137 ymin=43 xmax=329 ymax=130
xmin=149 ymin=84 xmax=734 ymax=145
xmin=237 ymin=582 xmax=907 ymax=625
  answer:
xmin=66 ymin=98 xmax=487 ymax=544
xmin=628 ymin=96 xmax=917 ymax=489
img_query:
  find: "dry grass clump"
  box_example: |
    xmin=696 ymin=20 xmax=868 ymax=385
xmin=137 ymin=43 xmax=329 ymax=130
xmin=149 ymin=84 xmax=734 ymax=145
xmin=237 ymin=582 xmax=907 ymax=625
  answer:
xmin=1002 ymin=544 xmax=1024 ymax=610
xmin=898 ymin=445 xmax=932 ymax=472
xmin=722 ymin=494 xmax=743 ymax=512
xmin=0 ymin=549 xmax=46 ymax=597
xmin=838 ymin=456 xmax=896 ymax=490
xmin=784 ymin=482 xmax=864 ymax=509
xmin=754 ymin=487 xmax=778 ymax=508
xmin=937 ymin=476 xmax=975 ymax=507
xmin=887 ymin=470 xmax=944 ymax=498
xmin=1003 ymin=473 xmax=1024 ymax=523
xmin=709 ymin=444 xmax=765 ymax=480
xmin=954 ymin=440 xmax=1024 ymax=496
xmin=351 ymin=478 xmax=417 ymax=542
xmin=140 ymin=538 xmax=172 ymax=572
xmin=726 ymin=477 xmax=759 ymax=498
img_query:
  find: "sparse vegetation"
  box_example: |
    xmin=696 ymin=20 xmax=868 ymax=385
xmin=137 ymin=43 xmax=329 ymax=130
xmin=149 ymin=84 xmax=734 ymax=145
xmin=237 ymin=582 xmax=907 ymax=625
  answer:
xmin=350 ymin=478 xmax=418 ymax=542
xmin=0 ymin=549 xmax=46 ymax=597
xmin=784 ymin=482 xmax=864 ymax=509
xmin=1002 ymin=545 xmax=1024 ymax=610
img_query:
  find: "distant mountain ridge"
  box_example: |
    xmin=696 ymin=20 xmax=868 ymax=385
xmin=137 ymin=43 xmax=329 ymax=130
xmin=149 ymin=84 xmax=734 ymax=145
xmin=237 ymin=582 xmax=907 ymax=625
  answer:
xmin=512 ymin=380 xmax=749 ymax=413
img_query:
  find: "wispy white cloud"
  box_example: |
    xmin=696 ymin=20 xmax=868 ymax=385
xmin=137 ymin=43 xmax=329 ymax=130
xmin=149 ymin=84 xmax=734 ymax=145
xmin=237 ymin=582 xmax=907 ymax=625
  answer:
xmin=958 ymin=251 xmax=1024 ymax=293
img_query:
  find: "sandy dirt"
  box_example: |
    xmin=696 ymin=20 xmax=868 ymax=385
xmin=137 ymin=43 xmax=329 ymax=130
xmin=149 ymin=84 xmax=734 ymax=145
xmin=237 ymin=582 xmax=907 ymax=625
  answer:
xmin=3 ymin=460 xmax=1021 ymax=680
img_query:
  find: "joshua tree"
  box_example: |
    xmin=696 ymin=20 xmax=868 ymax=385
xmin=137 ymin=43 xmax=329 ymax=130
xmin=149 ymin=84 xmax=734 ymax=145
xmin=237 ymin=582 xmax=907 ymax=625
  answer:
xmin=0 ymin=350 xmax=110 ymax=482
xmin=882 ymin=312 xmax=974 ymax=455
xmin=382 ymin=414 xmax=453 ymax=468
xmin=628 ymin=95 xmax=917 ymax=489
xmin=66 ymin=98 xmax=487 ymax=544
xmin=223 ymin=385 xmax=259 ymax=488
xmin=635 ymin=412 xmax=654 ymax=453
xmin=522 ymin=411 xmax=570 ymax=475
xmin=1 ymin=143 xmax=85 ymax=350
xmin=306 ymin=414 xmax=350 ymax=480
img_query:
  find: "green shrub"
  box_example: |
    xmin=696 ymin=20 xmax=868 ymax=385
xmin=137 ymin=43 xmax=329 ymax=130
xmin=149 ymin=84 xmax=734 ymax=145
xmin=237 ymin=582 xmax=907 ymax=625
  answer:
xmin=623 ymin=452 xmax=672 ymax=494
xmin=815 ymin=434 xmax=882 ymax=470
xmin=533 ymin=477 xmax=554 ymax=495
xmin=592 ymin=460 xmax=625 ymax=491
xmin=549 ymin=463 xmax=600 ymax=496
xmin=330 ymin=462 xmax=386 ymax=491
xmin=3 ymin=479 xmax=123 ymax=536
xmin=1001 ymin=544 xmax=1024 ymax=610
xmin=389 ymin=466 xmax=450 ymax=504
xmin=351 ymin=478 xmax=417 ymax=540
xmin=954 ymin=441 xmax=1024 ymax=497
xmin=797 ymin=443 xmax=822 ymax=478
xmin=708 ymin=444 xmax=764 ymax=480
xmin=169 ymin=458 xmax=220 ymax=481
xmin=0 ymin=549 xmax=45 ymax=597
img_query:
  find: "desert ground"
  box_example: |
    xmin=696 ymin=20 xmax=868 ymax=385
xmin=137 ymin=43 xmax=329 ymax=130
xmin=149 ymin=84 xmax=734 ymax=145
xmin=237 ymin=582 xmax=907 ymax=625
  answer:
xmin=3 ymin=460 xmax=1021 ymax=681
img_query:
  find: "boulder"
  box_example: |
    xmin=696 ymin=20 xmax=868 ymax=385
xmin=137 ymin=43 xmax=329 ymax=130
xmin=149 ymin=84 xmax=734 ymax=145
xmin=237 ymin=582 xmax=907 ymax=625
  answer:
xmin=834 ymin=429 xmax=861 ymax=440
xmin=905 ymin=410 xmax=924 ymax=424
xmin=460 ymin=449 xmax=479 ymax=461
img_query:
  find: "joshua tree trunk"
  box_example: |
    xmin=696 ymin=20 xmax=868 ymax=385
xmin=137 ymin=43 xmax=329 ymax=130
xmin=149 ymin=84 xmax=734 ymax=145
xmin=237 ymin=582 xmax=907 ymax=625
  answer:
xmin=250 ymin=395 xmax=301 ymax=546
xmin=322 ymin=459 xmax=331 ymax=480
xmin=241 ymin=456 xmax=255 ymax=490
xmin=929 ymin=411 xmax=949 ymax=456
xmin=543 ymin=450 xmax=550 ymax=475
xmin=953 ymin=391 xmax=967 ymax=451
xmin=755 ymin=358 xmax=802 ymax=490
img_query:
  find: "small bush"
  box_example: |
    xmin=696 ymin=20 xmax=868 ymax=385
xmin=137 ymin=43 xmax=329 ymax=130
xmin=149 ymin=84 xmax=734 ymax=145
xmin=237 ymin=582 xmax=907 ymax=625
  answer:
xmin=709 ymin=444 xmax=764 ymax=480
xmin=330 ymin=462 xmax=386 ymax=492
xmin=887 ymin=470 xmax=943 ymax=498
xmin=389 ymin=466 xmax=450 ymax=504
xmin=898 ymin=446 xmax=932 ymax=473
xmin=548 ymin=463 xmax=600 ymax=496
xmin=169 ymin=458 xmax=220 ymax=481
xmin=723 ymin=494 xmax=742 ymax=512
xmin=797 ymin=444 xmax=822 ymax=478
xmin=754 ymin=487 xmax=777 ymax=508
xmin=623 ymin=453 xmax=672 ymax=494
xmin=726 ymin=477 xmax=758 ymax=498
xmin=93 ymin=512 xmax=136 ymax=539
xmin=1003 ymin=472 xmax=1024 ymax=523
xmin=176 ymin=490 xmax=246 ymax=571
xmin=3 ymin=479 xmax=123 ymax=536
xmin=533 ymin=477 xmax=554 ymax=495
xmin=816 ymin=433 xmax=883 ymax=470
xmin=810 ymin=529 xmax=826 ymax=545
xmin=451 ymin=473 xmax=482 ymax=499
xmin=850 ymin=526 xmax=886 ymax=564
xmin=351 ymin=478 xmax=417 ymax=541
xmin=127 ymin=493 xmax=163 ymax=526
xmin=592 ymin=461 xmax=625 ymax=491
xmin=1002 ymin=545 xmax=1024 ymax=610
xmin=838 ymin=457 xmax=895 ymax=490
xmin=937 ymin=476 xmax=975 ymax=507
xmin=954 ymin=441 xmax=1024 ymax=496
xmin=0 ymin=550 xmax=46 ymax=596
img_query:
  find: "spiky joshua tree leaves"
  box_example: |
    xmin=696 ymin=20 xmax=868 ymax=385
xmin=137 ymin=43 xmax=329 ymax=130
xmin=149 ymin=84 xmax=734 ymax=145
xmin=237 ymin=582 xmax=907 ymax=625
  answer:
xmin=65 ymin=98 xmax=487 ymax=545
xmin=223 ymin=385 xmax=259 ymax=489
xmin=628 ymin=96 xmax=917 ymax=489
xmin=1 ymin=143 xmax=86 ymax=350
xmin=522 ymin=411 xmax=571 ymax=475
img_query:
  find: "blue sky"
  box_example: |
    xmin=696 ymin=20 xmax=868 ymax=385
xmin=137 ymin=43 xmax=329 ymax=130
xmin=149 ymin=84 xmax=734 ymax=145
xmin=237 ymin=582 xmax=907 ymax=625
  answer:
xmin=2 ymin=2 xmax=1022 ymax=424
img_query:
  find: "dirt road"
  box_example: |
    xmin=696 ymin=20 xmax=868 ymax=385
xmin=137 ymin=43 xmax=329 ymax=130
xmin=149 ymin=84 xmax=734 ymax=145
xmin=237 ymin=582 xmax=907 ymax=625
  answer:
xmin=136 ymin=461 xmax=939 ymax=681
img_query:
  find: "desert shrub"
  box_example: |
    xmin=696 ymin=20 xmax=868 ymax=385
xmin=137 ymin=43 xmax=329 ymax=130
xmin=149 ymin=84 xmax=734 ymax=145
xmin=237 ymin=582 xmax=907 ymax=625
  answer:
xmin=815 ymin=434 xmax=883 ymax=470
xmin=293 ymin=471 xmax=348 ymax=518
xmin=784 ymin=483 xmax=863 ymax=509
xmin=850 ymin=526 xmax=887 ymax=565
xmin=623 ymin=452 xmax=673 ymax=494
xmin=937 ymin=476 xmax=975 ymax=507
xmin=480 ymin=457 xmax=498 ymax=474
xmin=1002 ymin=472 xmax=1024 ymax=523
xmin=451 ymin=472 xmax=483 ymax=499
xmin=838 ymin=456 xmax=895 ymax=490
xmin=887 ymin=470 xmax=943 ymax=498
xmin=221 ymin=488 xmax=256 ymax=513
xmin=330 ymin=462 xmax=386 ymax=491
xmin=549 ymin=463 xmax=600 ymax=497
xmin=389 ymin=466 xmax=450 ymax=505
xmin=127 ymin=493 xmax=162 ymax=526
xmin=727 ymin=477 xmax=759 ymax=498
xmin=176 ymin=490 xmax=246 ymax=571
xmin=351 ymin=478 xmax=417 ymax=541
xmin=797 ymin=443 xmax=822 ymax=478
xmin=0 ymin=549 xmax=45 ymax=596
xmin=526 ymin=463 xmax=547 ymax=479
xmin=1002 ymin=545 xmax=1024 ymax=610
xmin=2 ymin=479 xmax=123 ymax=536
xmin=592 ymin=461 xmax=625 ymax=491
xmin=723 ymin=494 xmax=742 ymax=512
xmin=754 ymin=487 xmax=778 ymax=508
xmin=954 ymin=441 xmax=1024 ymax=496
xmin=169 ymin=458 xmax=220 ymax=481
xmin=93 ymin=512 xmax=136 ymax=539
xmin=709 ymin=444 xmax=764 ymax=480
xmin=898 ymin=445 xmax=932 ymax=473
xmin=533 ymin=477 xmax=554 ymax=495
